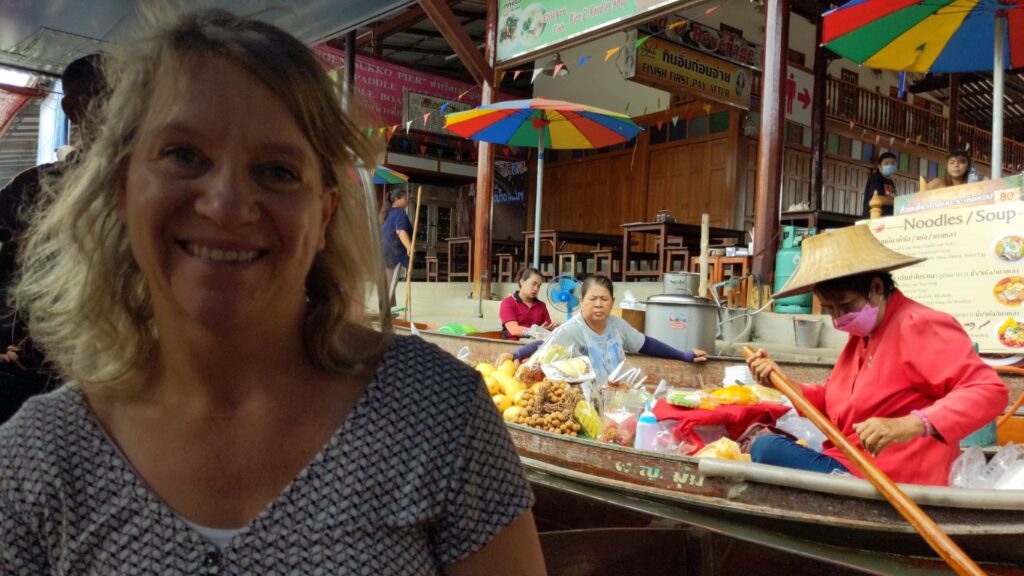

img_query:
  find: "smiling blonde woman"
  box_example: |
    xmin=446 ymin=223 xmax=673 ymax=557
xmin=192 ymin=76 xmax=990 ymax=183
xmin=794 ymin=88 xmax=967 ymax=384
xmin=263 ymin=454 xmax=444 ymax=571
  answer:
xmin=0 ymin=8 xmax=545 ymax=574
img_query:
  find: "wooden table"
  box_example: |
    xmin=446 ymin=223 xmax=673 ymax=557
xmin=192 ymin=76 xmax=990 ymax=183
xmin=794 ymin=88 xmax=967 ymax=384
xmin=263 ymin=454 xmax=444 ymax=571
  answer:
xmin=523 ymin=230 xmax=623 ymax=275
xmin=780 ymin=211 xmax=861 ymax=230
xmin=621 ymin=222 xmax=746 ymax=282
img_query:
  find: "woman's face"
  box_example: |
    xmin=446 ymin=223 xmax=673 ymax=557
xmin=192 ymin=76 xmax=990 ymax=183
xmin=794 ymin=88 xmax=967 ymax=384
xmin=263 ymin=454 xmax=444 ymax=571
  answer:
xmin=120 ymin=56 xmax=336 ymax=331
xmin=581 ymin=284 xmax=613 ymax=323
xmin=519 ymin=273 xmax=543 ymax=301
xmin=947 ymin=155 xmax=969 ymax=180
xmin=815 ymin=278 xmax=885 ymax=330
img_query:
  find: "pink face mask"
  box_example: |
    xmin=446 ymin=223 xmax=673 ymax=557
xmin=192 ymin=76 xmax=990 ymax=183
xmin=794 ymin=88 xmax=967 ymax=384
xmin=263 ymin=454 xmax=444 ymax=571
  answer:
xmin=832 ymin=302 xmax=880 ymax=337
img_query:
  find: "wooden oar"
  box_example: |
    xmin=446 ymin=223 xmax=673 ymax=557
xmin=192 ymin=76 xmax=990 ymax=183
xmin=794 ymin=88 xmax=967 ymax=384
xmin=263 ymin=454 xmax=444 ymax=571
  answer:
xmin=741 ymin=346 xmax=985 ymax=576
xmin=404 ymin=186 xmax=422 ymax=322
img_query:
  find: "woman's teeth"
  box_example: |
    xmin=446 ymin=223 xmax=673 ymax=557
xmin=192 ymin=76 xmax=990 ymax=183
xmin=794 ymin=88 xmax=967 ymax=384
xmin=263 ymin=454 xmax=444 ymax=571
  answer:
xmin=184 ymin=243 xmax=260 ymax=263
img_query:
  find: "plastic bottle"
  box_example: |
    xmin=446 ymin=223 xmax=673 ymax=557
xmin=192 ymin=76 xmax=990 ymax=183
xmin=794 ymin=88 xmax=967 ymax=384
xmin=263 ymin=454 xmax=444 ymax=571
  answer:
xmin=634 ymin=401 xmax=659 ymax=452
xmin=967 ymin=167 xmax=979 ymax=183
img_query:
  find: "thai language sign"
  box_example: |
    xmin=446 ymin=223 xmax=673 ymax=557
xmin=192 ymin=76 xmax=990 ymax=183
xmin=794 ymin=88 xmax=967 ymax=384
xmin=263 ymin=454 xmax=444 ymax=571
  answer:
xmin=895 ymin=177 xmax=1023 ymax=216
xmin=625 ymin=36 xmax=752 ymax=109
xmin=317 ymin=46 xmax=480 ymax=127
xmin=870 ymin=176 xmax=1024 ymax=353
xmin=643 ymin=15 xmax=762 ymax=69
xmin=497 ymin=0 xmax=681 ymax=64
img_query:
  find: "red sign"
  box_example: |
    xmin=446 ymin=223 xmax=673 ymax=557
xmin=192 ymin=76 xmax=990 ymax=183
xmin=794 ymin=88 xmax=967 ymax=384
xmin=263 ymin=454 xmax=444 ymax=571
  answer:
xmin=317 ymin=46 xmax=482 ymax=127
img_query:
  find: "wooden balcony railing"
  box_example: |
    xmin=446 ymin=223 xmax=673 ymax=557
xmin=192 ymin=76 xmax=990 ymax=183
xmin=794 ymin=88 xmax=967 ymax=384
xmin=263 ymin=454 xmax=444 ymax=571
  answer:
xmin=826 ymin=78 xmax=1024 ymax=172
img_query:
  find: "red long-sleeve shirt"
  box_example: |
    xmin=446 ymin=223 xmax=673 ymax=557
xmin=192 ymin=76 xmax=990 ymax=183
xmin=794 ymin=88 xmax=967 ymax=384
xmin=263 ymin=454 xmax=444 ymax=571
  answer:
xmin=799 ymin=290 xmax=1008 ymax=486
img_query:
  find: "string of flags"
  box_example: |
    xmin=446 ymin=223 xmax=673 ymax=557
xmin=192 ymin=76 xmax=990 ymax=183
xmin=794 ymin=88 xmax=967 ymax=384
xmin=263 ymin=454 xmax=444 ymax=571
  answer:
xmin=359 ymin=6 xmax=723 ymax=139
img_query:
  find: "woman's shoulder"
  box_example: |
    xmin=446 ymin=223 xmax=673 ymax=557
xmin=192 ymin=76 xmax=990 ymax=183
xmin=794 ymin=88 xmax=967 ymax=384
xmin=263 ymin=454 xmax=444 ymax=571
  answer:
xmin=0 ymin=385 xmax=84 ymax=490
xmin=379 ymin=335 xmax=481 ymax=392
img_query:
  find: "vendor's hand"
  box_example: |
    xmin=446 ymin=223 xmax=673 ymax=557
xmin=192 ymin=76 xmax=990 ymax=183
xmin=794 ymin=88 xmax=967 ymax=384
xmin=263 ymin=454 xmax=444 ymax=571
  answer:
xmin=853 ymin=415 xmax=924 ymax=457
xmin=542 ymin=321 xmax=557 ymax=330
xmin=495 ymin=352 xmax=516 ymax=368
xmin=746 ymin=348 xmax=778 ymax=386
xmin=690 ymin=348 xmax=708 ymax=363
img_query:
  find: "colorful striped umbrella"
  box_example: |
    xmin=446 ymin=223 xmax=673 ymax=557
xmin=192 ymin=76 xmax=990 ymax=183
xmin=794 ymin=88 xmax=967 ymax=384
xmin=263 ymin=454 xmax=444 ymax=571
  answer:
xmin=823 ymin=0 xmax=1024 ymax=176
xmin=373 ymin=165 xmax=409 ymax=185
xmin=445 ymin=98 xmax=642 ymax=268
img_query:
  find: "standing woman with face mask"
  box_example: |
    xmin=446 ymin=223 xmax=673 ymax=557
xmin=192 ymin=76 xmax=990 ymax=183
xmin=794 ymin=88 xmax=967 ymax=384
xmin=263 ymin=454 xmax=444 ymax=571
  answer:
xmin=746 ymin=226 xmax=1007 ymax=486
xmin=862 ymin=151 xmax=898 ymax=218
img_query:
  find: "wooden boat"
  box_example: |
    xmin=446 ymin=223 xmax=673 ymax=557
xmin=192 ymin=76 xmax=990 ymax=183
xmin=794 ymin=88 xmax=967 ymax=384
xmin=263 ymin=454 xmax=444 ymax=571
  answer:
xmin=404 ymin=327 xmax=1024 ymax=568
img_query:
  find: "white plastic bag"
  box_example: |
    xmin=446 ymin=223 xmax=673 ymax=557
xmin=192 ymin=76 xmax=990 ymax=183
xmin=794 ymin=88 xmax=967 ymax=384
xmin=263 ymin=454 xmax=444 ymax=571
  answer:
xmin=774 ymin=411 xmax=826 ymax=452
xmin=949 ymin=445 xmax=987 ymax=488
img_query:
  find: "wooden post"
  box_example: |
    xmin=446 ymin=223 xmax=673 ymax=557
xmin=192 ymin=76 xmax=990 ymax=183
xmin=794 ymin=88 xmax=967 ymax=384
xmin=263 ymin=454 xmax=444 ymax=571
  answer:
xmin=471 ymin=0 xmax=498 ymax=300
xmin=698 ymin=214 xmax=710 ymax=298
xmin=809 ymin=10 xmax=827 ymax=212
xmin=405 ymin=187 xmax=423 ymax=321
xmin=752 ymin=0 xmax=790 ymax=283
xmin=947 ymin=73 xmax=960 ymax=151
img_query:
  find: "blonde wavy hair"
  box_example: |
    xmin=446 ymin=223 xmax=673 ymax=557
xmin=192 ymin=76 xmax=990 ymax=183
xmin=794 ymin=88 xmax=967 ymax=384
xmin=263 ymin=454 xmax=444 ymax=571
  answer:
xmin=14 ymin=8 xmax=386 ymax=385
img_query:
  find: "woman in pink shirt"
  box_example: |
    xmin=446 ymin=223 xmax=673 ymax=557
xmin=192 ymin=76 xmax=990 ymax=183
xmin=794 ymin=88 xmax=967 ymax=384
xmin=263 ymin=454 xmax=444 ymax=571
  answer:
xmin=499 ymin=267 xmax=553 ymax=340
xmin=747 ymin=225 xmax=1007 ymax=486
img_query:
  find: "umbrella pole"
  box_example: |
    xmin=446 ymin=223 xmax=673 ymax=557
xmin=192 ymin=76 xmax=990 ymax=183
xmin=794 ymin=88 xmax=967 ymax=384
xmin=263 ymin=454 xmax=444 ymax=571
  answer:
xmin=533 ymin=129 xmax=544 ymax=271
xmin=405 ymin=186 xmax=423 ymax=322
xmin=992 ymin=12 xmax=1005 ymax=179
xmin=741 ymin=346 xmax=986 ymax=576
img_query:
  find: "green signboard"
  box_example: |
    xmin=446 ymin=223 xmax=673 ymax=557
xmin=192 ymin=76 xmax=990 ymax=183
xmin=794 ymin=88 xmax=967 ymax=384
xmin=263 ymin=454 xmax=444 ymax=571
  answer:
xmin=497 ymin=0 xmax=685 ymax=64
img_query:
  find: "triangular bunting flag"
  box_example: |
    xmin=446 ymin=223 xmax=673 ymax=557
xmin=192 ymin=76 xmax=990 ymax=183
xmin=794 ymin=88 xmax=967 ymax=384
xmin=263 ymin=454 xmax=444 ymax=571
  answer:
xmin=531 ymin=67 xmax=544 ymax=83
xmin=635 ymin=36 xmax=652 ymax=48
xmin=366 ymin=128 xmax=373 ymax=137
xmin=667 ymin=20 xmax=686 ymax=30
xmin=578 ymin=56 xmax=590 ymax=68
xmin=605 ymin=46 xmax=620 ymax=61
xmin=440 ymin=102 xmax=448 ymax=113
xmin=513 ymin=69 xmax=523 ymax=80
xmin=875 ymin=134 xmax=880 ymax=144
xmin=496 ymin=70 xmax=506 ymax=85
xmin=889 ymin=136 xmax=895 ymax=145
xmin=420 ymin=145 xmax=428 ymax=154
xmin=656 ymin=121 xmax=664 ymax=130
xmin=423 ymin=112 xmax=431 ymax=124
xmin=849 ymin=119 xmax=855 ymax=130
xmin=553 ymin=63 xmax=564 ymax=77
xmin=706 ymin=4 xmax=719 ymax=14
xmin=703 ymin=103 xmax=711 ymax=115
xmin=671 ymin=116 xmax=679 ymax=126
xmin=405 ymin=120 xmax=413 ymax=132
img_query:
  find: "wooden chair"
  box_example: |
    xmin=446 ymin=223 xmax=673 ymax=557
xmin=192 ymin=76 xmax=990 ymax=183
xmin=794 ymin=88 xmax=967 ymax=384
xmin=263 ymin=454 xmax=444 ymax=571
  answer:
xmin=556 ymin=251 xmax=590 ymax=277
xmin=664 ymin=248 xmax=690 ymax=272
xmin=497 ymin=254 xmax=515 ymax=283
xmin=447 ymin=237 xmax=472 ymax=282
xmin=591 ymin=249 xmax=620 ymax=277
xmin=425 ymin=256 xmax=439 ymax=282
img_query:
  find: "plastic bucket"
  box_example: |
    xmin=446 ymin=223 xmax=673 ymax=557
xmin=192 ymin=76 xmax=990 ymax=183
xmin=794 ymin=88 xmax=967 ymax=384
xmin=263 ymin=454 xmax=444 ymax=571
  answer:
xmin=793 ymin=317 xmax=822 ymax=348
xmin=719 ymin=308 xmax=749 ymax=342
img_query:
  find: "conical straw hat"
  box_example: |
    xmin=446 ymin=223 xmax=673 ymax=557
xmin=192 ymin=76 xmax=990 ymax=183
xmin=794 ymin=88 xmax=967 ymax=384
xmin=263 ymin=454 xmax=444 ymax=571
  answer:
xmin=773 ymin=224 xmax=925 ymax=299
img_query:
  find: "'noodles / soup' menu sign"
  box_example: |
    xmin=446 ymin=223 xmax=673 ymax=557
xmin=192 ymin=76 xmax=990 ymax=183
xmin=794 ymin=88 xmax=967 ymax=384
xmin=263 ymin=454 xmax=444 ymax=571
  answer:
xmin=870 ymin=175 xmax=1024 ymax=353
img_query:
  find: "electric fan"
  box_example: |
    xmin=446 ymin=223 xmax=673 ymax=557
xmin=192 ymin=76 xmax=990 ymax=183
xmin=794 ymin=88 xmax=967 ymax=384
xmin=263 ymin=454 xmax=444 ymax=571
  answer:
xmin=547 ymin=275 xmax=581 ymax=320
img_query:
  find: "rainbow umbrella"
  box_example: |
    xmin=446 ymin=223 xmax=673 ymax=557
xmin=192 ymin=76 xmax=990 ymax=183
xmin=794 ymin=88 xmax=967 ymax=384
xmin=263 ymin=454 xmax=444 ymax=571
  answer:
xmin=823 ymin=0 xmax=1024 ymax=177
xmin=373 ymin=165 xmax=409 ymax=185
xmin=445 ymin=98 xmax=642 ymax=268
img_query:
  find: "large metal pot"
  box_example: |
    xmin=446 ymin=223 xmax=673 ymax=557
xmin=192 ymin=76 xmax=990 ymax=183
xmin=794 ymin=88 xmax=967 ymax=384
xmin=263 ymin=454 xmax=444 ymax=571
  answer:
xmin=644 ymin=294 xmax=717 ymax=353
xmin=663 ymin=272 xmax=700 ymax=296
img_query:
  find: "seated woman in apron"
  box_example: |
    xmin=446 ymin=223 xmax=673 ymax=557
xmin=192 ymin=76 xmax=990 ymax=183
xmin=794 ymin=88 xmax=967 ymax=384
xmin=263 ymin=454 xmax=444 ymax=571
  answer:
xmin=498 ymin=275 xmax=707 ymax=383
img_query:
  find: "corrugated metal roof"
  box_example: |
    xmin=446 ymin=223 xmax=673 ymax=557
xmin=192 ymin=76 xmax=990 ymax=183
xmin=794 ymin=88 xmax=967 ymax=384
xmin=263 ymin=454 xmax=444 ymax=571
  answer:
xmin=0 ymin=96 xmax=42 ymax=186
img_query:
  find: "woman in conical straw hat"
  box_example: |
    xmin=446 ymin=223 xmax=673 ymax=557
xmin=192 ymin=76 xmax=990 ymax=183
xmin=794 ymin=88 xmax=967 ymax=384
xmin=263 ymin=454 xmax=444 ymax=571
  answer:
xmin=747 ymin=224 xmax=1007 ymax=486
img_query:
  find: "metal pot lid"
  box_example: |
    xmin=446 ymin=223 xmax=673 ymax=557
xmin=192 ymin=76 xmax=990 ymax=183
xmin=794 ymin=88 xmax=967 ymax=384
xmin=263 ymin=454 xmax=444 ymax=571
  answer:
xmin=646 ymin=294 xmax=719 ymax=307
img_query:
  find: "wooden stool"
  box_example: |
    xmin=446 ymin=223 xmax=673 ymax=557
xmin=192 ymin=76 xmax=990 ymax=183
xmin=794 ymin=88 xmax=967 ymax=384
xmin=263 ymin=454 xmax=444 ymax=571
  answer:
xmin=447 ymin=237 xmax=472 ymax=282
xmin=664 ymin=248 xmax=690 ymax=272
xmin=497 ymin=254 xmax=515 ymax=283
xmin=425 ymin=256 xmax=439 ymax=282
xmin=591 ymin=249 xmax=619 ymax=277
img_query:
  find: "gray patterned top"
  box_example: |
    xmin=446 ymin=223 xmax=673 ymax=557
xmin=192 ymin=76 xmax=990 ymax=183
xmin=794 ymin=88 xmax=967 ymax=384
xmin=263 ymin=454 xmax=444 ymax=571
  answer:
xmin=0 ymin=335 xmax=533 ymax=574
